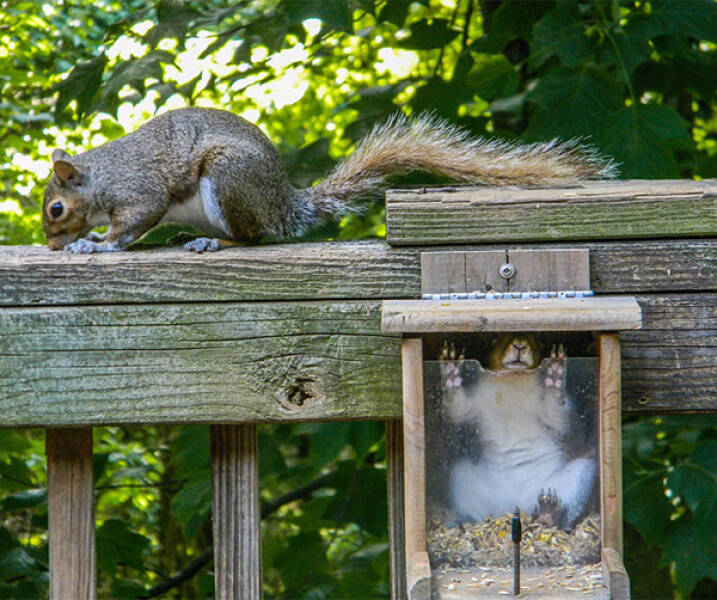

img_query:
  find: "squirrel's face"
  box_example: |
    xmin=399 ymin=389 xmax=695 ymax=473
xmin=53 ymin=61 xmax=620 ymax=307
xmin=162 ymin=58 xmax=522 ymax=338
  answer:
xmin=487 ymin=334 xmax=541 ymax=371
xmin=43 ymin=149 xmax=91 ymax=250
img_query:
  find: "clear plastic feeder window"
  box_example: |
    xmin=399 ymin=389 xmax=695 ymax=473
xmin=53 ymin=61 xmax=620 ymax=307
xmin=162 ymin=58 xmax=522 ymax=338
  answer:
xmin=424 ymin=337 xmax=604 ymax=597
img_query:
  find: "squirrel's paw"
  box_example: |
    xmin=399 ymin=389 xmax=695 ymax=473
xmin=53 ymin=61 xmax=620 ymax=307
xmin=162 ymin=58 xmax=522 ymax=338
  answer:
xmin=532 ymin=488 xmax=564 ymax=528
xmin=64 ymin=239 xmax=119 ymax=253
xmin=544 ymin=344 xmax=566 ymax=390
xmin=183 ymin=237 xmax=222 ymax=253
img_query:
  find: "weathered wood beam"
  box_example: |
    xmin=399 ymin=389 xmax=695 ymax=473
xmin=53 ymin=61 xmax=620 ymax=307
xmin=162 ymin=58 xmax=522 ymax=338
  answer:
xmin=0 ymin=301 xmax=401 ymax=426
xmin=386 ymin=180 xmax=717 ymax=245
xmin=2 ymin=238 xmax=717 ymax=306
xmin=0 ymin=295 xmax=714 ymax=424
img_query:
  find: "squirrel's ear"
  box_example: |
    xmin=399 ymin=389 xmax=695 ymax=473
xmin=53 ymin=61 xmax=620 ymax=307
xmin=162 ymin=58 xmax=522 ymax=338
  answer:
xmin=51 ymin=149 xmax=81 ymax=185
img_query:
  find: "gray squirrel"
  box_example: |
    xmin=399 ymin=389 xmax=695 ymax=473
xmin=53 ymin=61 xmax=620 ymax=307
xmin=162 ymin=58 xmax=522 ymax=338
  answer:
xmin=42 ymin=107 xmax=615 ymax=253
xmin=442 ymin=335 xmax=597 ymax=529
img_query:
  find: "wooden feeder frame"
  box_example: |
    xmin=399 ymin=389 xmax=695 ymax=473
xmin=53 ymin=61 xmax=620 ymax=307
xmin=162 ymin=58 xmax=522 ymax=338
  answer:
xmin=381 ymin=249 xmax=641 ymax=600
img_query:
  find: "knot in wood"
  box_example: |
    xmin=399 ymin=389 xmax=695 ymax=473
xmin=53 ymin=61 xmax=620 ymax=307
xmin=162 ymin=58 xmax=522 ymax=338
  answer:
xmin=287 ymin=378 xmax=315 ymax=406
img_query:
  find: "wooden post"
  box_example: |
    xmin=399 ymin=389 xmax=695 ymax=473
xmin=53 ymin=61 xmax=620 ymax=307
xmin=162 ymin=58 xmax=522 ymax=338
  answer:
xmin=46 ymin=428 xmax=96 ymax=600
xmin=401 ymin=337 xmax=431 ymax=599
xmin=598 ymin=334 xmax=630 ymax=600
xmin=386 ymin=419 xmax=406 ymax=600
xmin=210 ymin=424 xmax=262 ymax=600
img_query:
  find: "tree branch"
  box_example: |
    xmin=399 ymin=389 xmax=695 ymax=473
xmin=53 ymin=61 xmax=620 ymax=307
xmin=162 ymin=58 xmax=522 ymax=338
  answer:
xmin=137 ymin=471 xmax=336 ymax=598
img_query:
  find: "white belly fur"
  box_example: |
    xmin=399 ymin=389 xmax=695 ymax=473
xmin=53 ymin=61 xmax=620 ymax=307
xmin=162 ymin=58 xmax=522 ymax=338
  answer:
xmin=161 ymin=177 xmax=230 ymax=238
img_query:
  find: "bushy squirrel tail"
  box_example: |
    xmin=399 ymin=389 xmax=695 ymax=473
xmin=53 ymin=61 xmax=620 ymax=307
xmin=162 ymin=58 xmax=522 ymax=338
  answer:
xmin=301 ymin=113 xmax=617 ymax=222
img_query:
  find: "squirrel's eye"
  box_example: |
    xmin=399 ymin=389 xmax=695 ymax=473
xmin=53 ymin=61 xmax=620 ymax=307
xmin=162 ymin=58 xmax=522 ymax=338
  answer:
xmin=50 ymin=202 xmax=64 ymax=219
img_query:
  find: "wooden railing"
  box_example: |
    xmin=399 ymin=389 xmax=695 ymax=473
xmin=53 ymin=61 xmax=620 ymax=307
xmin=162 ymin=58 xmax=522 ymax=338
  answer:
xmin=1 ymin=179 xmax=716 ymax=598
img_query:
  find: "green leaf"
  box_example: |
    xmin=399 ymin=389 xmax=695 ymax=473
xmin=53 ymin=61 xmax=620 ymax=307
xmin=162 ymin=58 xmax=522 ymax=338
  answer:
xmin=647 ymin=0 xmax=717 ymax=43
xmin=526 ymin=66 xmax=622 ymax=139
xmin=0 ymin=534 xmax=37 ymax=581
xmin=283 ymin=138 xmax=336 ymax=188
xmin=323 ymin=462 xmax=387 ymax=537
xmin=276 ymin=532 xmax=330 ymax=591
xmin=623 ymin=458 xmax=673 ymax=547
xmin=349 ymin=422 xmax=383 ymax=462
xmin=399 ymin=19 xmax=459 ymax=50
xmin=530 ymin=1 xmax=591 ymax=70
xmin=110 ymin=578 xmax=149 ymax=599
xmin=259 ymin=431 xmax=287 ymax=477
xmin=0 ymin=456 xmax=35 ymax=491
xmin=667 ymin=440 xmax=717 ymax=527
xmin=473 ymin=0 xmax=552 ymax=53
xmin=597 ymin=20 xmax=654 ymax=77
xmin=311 ymin=423 xmax=352 ymax=466
xmin=172 ymin=425 xmax=209 ymax=479
xmin=144 ymin=2 xmax=200 ymax=48
xmin=623 ymin=523 xmax=674 ymax=599
xmin=1 ymin=488 xmax=46 ymax=510
xmin=54 ymin=54 xmax=108 ymax=119
xmin=596 ymin=104 xmax=692 ymax=178
xmin=633 ymin=50 xmax=717 ymax=101
xmin=377 ymin=1 xmax=409 ymax=26
xmin=660 ymin=517 xmax=717 ymax=596
xmin=101 ymin=50 xmax=175 ymax=114
xmin=280 ymin=0 xmax=354 ymax=33
xmin=466 ymin=53 xmax=519 ymax=102
xmin=410 ymin=77 xmax=472 ymax=119
xmin=171 ymin=472 xmax=212 ymax=540
xmin=96 ymin=519 xmax=150 ymax=575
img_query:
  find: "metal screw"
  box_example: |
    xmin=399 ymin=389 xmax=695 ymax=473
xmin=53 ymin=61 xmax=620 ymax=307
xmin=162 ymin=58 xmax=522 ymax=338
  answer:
xmin=499 ymin=262 xmax=516 ymax=279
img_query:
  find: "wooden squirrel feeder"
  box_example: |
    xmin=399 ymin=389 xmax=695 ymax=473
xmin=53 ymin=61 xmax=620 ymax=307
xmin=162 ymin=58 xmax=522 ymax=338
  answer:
xmin=382 ymin=247 xmax=641 ymax=599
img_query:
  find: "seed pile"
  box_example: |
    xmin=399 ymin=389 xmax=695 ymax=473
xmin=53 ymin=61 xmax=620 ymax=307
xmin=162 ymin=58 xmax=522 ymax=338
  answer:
xmin=427 ymin=511 xmax=600 ymax=569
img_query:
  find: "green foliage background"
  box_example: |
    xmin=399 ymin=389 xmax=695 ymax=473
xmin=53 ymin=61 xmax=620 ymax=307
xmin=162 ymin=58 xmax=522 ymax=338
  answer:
xmin=1 ymin=0 xmax=716 ymax=598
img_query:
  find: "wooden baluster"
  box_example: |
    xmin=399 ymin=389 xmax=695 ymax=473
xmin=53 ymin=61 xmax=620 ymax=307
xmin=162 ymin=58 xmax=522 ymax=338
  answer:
xmin=46 ymin=428 xmax=96 ymax=600
xmin=386 ymin=419 xmax=406 ymax=600
xmin=598 ymin=334 xmax=630 ymax=600
xmin=210 ymin=424 xmax=262 ymax=599
xmin=401 ymin=337 xmax=431 ymax=600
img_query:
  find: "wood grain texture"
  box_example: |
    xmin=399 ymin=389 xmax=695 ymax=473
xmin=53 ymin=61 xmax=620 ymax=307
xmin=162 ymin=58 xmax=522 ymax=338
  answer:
xmin=602 ymin=548 xmax=630 ymax=600
xmin=598 ymin=335 xmax=623 ymax=557
xmin=386 ymin=420 xmax=407 ymax=600
xmin=421 ymin=249 xmax=590 ymax=294
xmin=211 ymin=425 xmax=262 ymax=600
xmin=0 ymin=295 xmax=715 ymax=424
xmin=46 ymin=428 xmax=96 ymax=600
xmin=400 ymin=338 xmax=432 ymax=599
xmin=0 ymin=241 xmax=419 ymax=306
xmin=622 ymin=294 xmax=717 ymax=412
xmin=382 ymin=297 xmax=642 ymax=333
xmin=2 ymin=238 xmax=717 ymax=307
xmin=0 ymin=301 xmax=401 ymax=426
xmin=386 ymin=179 xmax=717 ymax=245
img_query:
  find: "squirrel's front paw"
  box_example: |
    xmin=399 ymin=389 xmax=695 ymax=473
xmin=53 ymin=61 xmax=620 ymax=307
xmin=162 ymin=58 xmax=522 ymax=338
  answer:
xmin=183 ymin=237 xmax=222 ymax=253
xmin=64 ymin=239 xmax=118 ymax=253
xmin=544 ymin=344 xmax=566 ymax=391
